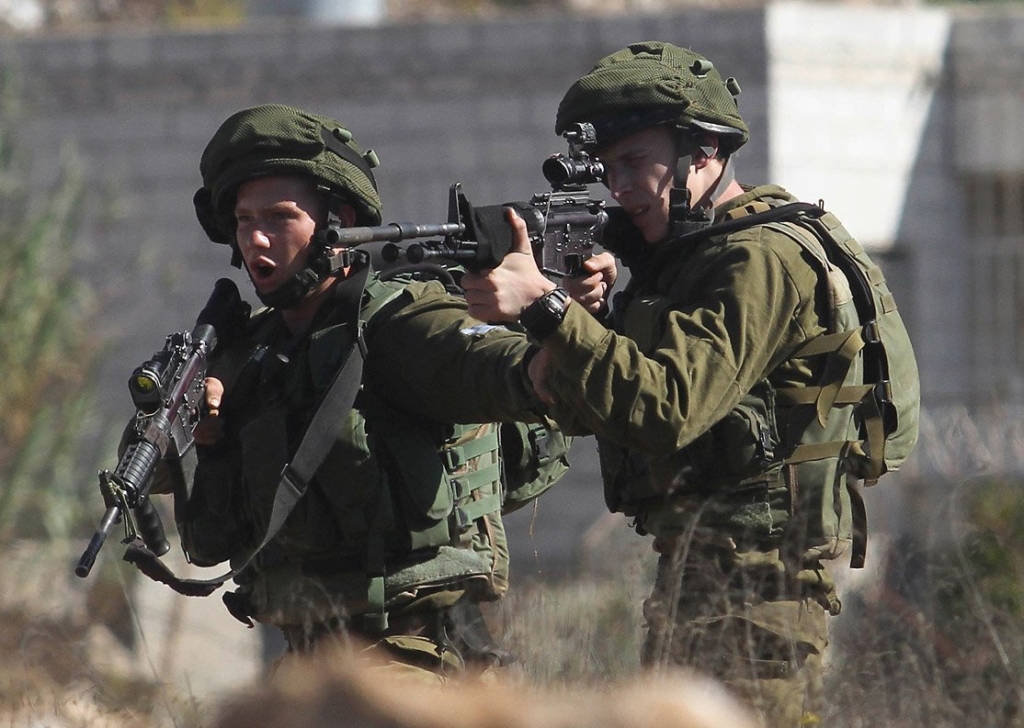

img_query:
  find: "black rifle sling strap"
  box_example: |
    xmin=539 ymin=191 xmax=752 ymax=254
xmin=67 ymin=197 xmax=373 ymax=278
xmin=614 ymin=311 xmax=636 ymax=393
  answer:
xmin=669 ymin=200 xmax=824 ymax=248
xmin=124 ymin=264 xmax=372 ymax=604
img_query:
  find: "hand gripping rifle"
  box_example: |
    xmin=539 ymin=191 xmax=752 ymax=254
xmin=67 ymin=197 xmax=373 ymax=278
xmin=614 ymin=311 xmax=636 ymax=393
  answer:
xmin=326 ymin=123 xmax=609 ymax=278
xmin=75 ymin=278 xmax=245 ymax=578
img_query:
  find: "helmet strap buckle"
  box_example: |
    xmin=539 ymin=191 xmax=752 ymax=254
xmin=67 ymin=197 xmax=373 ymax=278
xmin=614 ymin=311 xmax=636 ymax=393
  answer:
xmin=326 ymin=247 xmax=354 ymax=272
xmin=669 ymin=186 xmax=714 ymax=238
xmin=667 ymin=152 xmax=715 ymax=239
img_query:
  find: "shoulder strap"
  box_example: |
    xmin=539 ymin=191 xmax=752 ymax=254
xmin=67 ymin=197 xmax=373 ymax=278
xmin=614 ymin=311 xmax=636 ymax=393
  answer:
xmin=675 ymin=200 xmax=824 ymax=245
xmin=124 ymin=264 xmax=374 ymax=601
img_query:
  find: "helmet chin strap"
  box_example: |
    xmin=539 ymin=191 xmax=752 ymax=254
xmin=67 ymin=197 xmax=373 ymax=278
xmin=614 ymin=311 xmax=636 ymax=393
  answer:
xmin=252 ymin=207 xmax=361 ymax=310
xmin=666 ymin=137 xmax=735 ymax=240
xmin=254 ymin=265 xmax=324 ymax=310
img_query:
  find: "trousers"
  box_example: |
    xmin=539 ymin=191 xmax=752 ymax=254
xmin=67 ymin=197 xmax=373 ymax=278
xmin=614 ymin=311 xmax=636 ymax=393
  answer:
xmin=641 ymin=538 xmax=840 ymax=727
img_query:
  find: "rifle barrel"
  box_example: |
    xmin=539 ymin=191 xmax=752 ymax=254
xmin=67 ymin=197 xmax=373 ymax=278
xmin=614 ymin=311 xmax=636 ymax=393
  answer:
xmin=326 ymin=222 xmax=464 ymax=247
xmin=75 ymin=505 xmax=120 ymax=578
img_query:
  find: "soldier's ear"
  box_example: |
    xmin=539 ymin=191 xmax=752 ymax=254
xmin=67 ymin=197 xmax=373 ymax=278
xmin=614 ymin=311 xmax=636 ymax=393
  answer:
xmin=690 ymin=132 xmax=720 ymax=169
xmin=322 ymin=190 xmax=358 ymax=230
xmin=334 ymin=203 xmax=357 ymax=228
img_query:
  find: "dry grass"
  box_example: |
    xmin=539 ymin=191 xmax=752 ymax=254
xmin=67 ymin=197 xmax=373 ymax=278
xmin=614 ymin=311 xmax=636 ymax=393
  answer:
xmin=4 ymin=410 xmax=1024 ymax=728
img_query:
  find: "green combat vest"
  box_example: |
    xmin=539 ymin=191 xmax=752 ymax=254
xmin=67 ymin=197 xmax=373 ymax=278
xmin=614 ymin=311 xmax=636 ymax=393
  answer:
xmin=180 ymin=271 xmax=567 ymax=629
xmin=599 ymin=200 xmax=919 ymax=569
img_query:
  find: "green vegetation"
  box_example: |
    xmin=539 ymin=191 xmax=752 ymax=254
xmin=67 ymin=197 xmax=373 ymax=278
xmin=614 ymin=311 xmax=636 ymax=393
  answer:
xmin=0 ymin=78 xmax=96 ymax=547
xmin=32 ymin=0 xmax=246 ymax=28
xmin=0 ymin=76 xmax=178 ymax=728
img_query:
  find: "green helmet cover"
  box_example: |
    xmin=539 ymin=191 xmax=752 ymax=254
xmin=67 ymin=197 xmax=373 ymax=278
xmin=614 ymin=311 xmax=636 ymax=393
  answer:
xmin=195 ymin=103 xmax=382 ymax=245
xmin=555 ymin=41 xmax=749 ymax=154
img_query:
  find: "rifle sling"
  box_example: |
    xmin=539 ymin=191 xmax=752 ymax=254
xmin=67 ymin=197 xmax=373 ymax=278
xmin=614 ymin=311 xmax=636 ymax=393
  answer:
xmin=125 ymin=265 xmax=371 ymax=601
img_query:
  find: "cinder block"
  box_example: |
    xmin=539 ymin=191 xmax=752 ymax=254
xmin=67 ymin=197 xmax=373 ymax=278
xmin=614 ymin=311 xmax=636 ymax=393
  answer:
xmin=102 ymin=34 xmax=155 ymax=69
xmin=152 ymin=31 xmax=219 ymax=65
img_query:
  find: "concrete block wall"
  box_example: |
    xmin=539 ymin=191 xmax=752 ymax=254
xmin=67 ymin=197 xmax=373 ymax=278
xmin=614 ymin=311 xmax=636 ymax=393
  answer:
xmin=1 ymin=11 xmax=768 ymax=406
xmin=768 ymin=2 xmax=951 ymax=252
xmin=767 ymin=2 xmax=959 ymax=409
xmin=950 ymin=12 xmax=1024 ymax=406
xmin=951 ymin=12 xmax=1024 ymax=174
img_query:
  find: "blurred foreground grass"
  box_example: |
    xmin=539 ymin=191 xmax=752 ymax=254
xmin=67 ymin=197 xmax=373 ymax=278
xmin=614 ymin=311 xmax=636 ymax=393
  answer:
xmin=7 ymin=466 xmax=1024 ymax=728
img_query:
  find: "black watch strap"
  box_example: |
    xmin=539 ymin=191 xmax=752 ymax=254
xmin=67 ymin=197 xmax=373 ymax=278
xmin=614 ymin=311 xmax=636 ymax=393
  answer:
xmin=519 ymin=287 xmax=570 ymax=341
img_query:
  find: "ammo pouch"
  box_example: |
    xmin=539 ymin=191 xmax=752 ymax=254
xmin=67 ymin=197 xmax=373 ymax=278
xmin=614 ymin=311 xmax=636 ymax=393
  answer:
xmin=600 ymin=384 xmax=789 ymax=549
xmin=372 ymin=410 xmax=506 ymax=587
xmin=499 ymin=420 xmax=572 ymax=514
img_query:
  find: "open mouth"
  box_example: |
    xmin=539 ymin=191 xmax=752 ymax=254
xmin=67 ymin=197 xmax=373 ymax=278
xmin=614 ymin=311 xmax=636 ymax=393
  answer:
xmin=248 ymin=257 xmax=277 ymax=284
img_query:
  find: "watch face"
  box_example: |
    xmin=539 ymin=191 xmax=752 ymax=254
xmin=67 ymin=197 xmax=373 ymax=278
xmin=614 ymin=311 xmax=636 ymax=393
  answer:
xmin=545 ymin=288 xmax=570 ymax=313
xmin=521 ymin=288 xmax=570 ymax=340
xmin=543 ymin=293 xmax=565 ymax=315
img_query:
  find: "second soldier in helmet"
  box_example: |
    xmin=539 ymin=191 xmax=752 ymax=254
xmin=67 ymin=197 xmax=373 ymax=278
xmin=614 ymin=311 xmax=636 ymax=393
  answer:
xmin=463 ymin=41 xmax=919 ymax=726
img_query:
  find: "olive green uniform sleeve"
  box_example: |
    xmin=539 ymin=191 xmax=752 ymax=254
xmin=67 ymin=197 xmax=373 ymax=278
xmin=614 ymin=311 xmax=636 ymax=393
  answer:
xmin=541 ymin=231 xmax=824 ymax=454
xmin=363 ymin=280 xmax=544 ymax=424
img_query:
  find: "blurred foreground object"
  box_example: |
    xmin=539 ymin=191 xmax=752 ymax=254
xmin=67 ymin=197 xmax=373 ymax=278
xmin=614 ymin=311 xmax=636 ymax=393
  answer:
xmin=212 ymin=641 xmax=759 ymax=728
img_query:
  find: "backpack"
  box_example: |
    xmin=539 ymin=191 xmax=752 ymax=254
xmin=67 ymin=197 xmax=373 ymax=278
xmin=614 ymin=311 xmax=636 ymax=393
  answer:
xmin=722 ymin=201 xmax=921 ymax=566
xmin=598 ymin=200 xmax=920 ymax=569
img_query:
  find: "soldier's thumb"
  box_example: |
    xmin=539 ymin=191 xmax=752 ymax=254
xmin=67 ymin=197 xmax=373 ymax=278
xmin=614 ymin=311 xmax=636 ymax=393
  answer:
xmin=504 ymin=207 xmax=532 ymax=256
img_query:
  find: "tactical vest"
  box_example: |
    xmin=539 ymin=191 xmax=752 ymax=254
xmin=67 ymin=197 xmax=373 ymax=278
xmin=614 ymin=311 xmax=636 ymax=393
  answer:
xmin=181 ymin=273 xmax=517 ymax=629
xmin=599 ymin=200 xmax=920 ymax=568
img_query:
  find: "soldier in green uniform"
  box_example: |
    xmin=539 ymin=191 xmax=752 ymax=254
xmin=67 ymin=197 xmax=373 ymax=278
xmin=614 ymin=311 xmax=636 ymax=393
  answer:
xmin=151 ymin=103 xmax=605 ymax=681
xmin=462 ymin=42 xmax=919 ymax=725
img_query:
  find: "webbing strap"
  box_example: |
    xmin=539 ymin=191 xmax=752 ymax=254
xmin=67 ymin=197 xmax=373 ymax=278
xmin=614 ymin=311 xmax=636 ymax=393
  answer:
xmin=464 ymin=461 xmax=502 ymax=490
xmin=791 ymin=327 xmax=863 ymax=358
xmin=451 ymin=462 xmax=502 ymax=500
xmin=363 ymin=512 xmax=389 ymax=632
xmin=782 ymin=395 xmax=886 ymax=482
xmin=848 ymin=478 xmax=868 ymax=568
xmin=826 ymin=442 xmax=868 ymax=569
xmin=812 ymin=328 xmax=867 ymax=426
xmin=785 ymin=440 xmax=849 ymax=464
xmin=446 ymin=433 xmax=498 ymax=470
xmin=775 ymin=384 xmax=874 ymax=407
xmin=458 ymin=491 xmax=502 ymax=524
xmin=722 ymin=200 xmax=773 ymax=220
xmin=319 ymin=125 xmax=378 ymax=191
xmin=365 ymin=575 xmax=387 ymax=630
xmin=858 ymin=394 xmax=888 ymax=483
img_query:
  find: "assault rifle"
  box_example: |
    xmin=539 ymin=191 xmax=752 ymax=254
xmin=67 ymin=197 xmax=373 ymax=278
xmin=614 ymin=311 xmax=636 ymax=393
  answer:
xmin=75 ymin=278 xmax=246 ymax=578
xmin=327 ymin=123 xmax=609 ymax=278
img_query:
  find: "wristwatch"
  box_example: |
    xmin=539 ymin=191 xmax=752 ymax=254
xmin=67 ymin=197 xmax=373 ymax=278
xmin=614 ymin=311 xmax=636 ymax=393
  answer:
xmin=519 ymin=287 xmax=570 ymax=341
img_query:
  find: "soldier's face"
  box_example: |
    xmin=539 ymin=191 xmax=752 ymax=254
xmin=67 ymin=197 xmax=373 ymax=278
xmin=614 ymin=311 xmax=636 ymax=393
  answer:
xmin=599 ymin=125 xmax=678 ymax=243
xmin=234 ymin=175 xmax=323 ymax=295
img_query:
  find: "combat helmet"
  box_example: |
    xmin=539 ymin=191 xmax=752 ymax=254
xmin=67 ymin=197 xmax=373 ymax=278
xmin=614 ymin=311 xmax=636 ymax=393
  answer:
xmin=193 ymin=103 xmax=382 ymax=309
xmin=556 ymin=42 xmax=748 ymax=237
